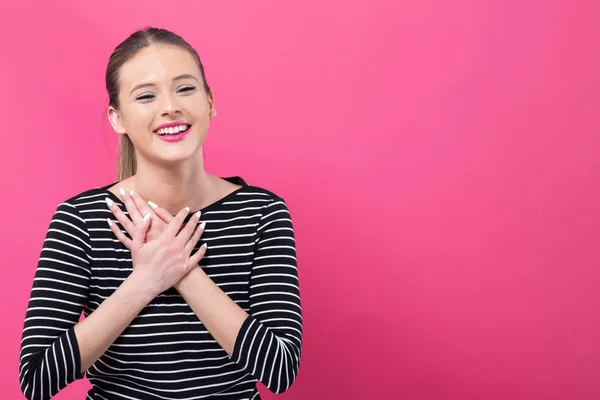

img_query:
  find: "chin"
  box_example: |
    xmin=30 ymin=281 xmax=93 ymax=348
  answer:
xmin=155 ymin=146 xmax=203 ymax=165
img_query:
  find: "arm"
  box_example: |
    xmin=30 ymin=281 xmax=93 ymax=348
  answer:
xmin=19 ymin=203 xmax=154 ymax=400
xmin=175 ymin=199 xmax=303 ymax=394
xmin=73 ymin=270 xmax=154 ymax=372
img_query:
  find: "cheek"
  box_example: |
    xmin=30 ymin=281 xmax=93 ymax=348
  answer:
xmin=123 ymin=104 xmax=157 ymax=132
xmin=185 ymin=93 xmax=211 ymax=116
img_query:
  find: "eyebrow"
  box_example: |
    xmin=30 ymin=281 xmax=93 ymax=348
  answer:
xmin=129 ymin=74 xmax=199 ymax=95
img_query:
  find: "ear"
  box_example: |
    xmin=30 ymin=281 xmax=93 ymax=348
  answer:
xmin=107 ymin=106 xmax=127 ymax=135
xmin=208 ymin=90 xmax=217 ymax=118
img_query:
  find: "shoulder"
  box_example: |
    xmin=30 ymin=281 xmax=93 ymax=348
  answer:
xmin=240 ymin=187 xmax=295 ymax=232
xmin=244 ymin=186 xmax=286 ymax=203
xmin=225 ymin=176 xmax=293 ymax=220
xmin=233 ymin=177 xmax=289 ymax=208
xmin=41 ymin=184 xmax=112 ymax=247
xmin=51 ymin=182 xmax=114 ymax=217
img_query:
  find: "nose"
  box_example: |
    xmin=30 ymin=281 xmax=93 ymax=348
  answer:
xmin=159 ymin=94 xmax=182 ymax=116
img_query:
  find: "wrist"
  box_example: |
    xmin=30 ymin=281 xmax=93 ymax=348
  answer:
xmin=126 ymin=268 xmax=161 ymax=301
xmin=175 ymin=265 xmax=203 ymax=293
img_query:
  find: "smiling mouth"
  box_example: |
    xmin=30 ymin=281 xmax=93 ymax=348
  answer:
xmin=154 ymin=124 xmax=191 ymax=136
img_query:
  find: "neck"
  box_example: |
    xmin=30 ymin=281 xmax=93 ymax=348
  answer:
xmin=128 ymin=153 xmax=213 ymax=215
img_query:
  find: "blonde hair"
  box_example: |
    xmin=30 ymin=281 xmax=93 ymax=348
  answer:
xmin=117 ymin=135 xmax=137 ymax=181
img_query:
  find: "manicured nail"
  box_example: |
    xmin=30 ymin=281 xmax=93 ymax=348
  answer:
xmin=130 ymin=190 xmax=135 ymax=196
xmin=185 ymin=207 xmax=191 ymax=213
xmin=119 ymin=188 xmax=126 ymax=196
xmin=148 ymin=201 xmax=158 ymax=209
xmin=105 ymin=197 xmax=113 ymax=207
xmin=202 ymin=243 xmax=208 ymax=250
xmin=142 ymin=212 xmax=151 ymax=222
xmin=200 ymin=221 xmax=206 ymax=230
xmin=107 ymin=218 xmax=113 ymax=227
xmin=195 ymin=211 xmax=201 ymax=219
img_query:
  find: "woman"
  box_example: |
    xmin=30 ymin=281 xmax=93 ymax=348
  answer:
xmin=19 ymin=27 xmax=302 ymax=400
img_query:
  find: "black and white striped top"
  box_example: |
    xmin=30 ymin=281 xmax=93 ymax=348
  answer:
xmin=19 ymin=176 xmax=302 ymax=400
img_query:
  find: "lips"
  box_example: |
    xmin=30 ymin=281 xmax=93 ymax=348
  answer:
xmin=153 ymin=120 xmax=191 ymax=135
xmin=153 ymin=121 xmax=192 ymax=142
xmin=155 ymin=124 xmax=190 ymax=136
xmin=154 ymin=127 xmax=190 ymax=143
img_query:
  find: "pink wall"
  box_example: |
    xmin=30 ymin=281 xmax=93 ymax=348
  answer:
xmin=1 ymin=0 xmax=599 ymax=398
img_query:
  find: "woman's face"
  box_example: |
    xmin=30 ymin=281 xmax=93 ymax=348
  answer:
xmin=108 ymin=43 xmax=215 ymax=166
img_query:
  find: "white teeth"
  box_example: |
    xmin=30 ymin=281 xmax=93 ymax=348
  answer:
xmin=156 ymin=125 xmax=189 ymax=135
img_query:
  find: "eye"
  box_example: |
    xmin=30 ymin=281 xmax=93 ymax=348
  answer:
xmin=178 ymin=85 xmax=196 ymax=93
xmin=136 ymin=93 xmax=155 ymax=102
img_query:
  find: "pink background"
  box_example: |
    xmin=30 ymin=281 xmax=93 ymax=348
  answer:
xmin=1 ymin=0 xmax=599 ymax=399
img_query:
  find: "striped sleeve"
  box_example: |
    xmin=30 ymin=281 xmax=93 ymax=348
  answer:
xmin=19 ymin=202 xmax=91 ymax=400
xmin=230 ymin=198 xmax=303 ymax=394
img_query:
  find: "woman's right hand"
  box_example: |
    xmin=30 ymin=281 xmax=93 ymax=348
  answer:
xmin=126 ymin=207 xmax=207 ymax=297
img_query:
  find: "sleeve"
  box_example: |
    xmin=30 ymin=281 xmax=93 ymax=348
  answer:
xmin=230 ymin=198 xmax=303 ymax=394
xmin=19 ymin=202 xmax=92 ymax=400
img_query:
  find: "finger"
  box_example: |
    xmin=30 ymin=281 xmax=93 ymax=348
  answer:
xmin=148 ymin=201 xmax=175 ymax=224
xmin=107 ymin=218 xmax=132 ymax=249
xmin=177 ymin=211 xmax=202 ymax=245
xmin=184 ymin=221 xmax=206 ymax=255
xmin=163 ymin=207 xmax=191 ymax=238
xmin=189 ymin=243 xmax=208 ymax=265
xmin=120 ymin=188 xmax=143 ymax=225
xmin=132 ymin=212 xmax=152 ymax=245
xmin=131 ymin=191 xmax=153 ymax=221
xmin=105 ymin=197 xmax=136 ymax=235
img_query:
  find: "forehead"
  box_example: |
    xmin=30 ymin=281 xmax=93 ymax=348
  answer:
xmin=118 ymin=44 xmax=199 ymax=88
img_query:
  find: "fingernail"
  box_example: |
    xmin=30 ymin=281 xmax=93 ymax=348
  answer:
xmin=202 ymin=243 xmax=208 ymax=250
xmin=200 ymin=221 xmax=206 ymax=230
xmin=130 ymin=190 xmax=135 ymax=196
xmin=148 ymin=201 xmax=158 ymax=209
xmin=119 ymin=188 xmax=126 ymax=196
xmin=195 ymin=211 xmax=201 ymax=219
xmin=143 ymin=212 xmax=151 ymax=222
xmin=105 ymin=197 xmax=113 ymax=207
xmin=107 ymin=218 xmax=113 ymax=227
xmin=185 ymin=207 xmax=191 ymax=213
